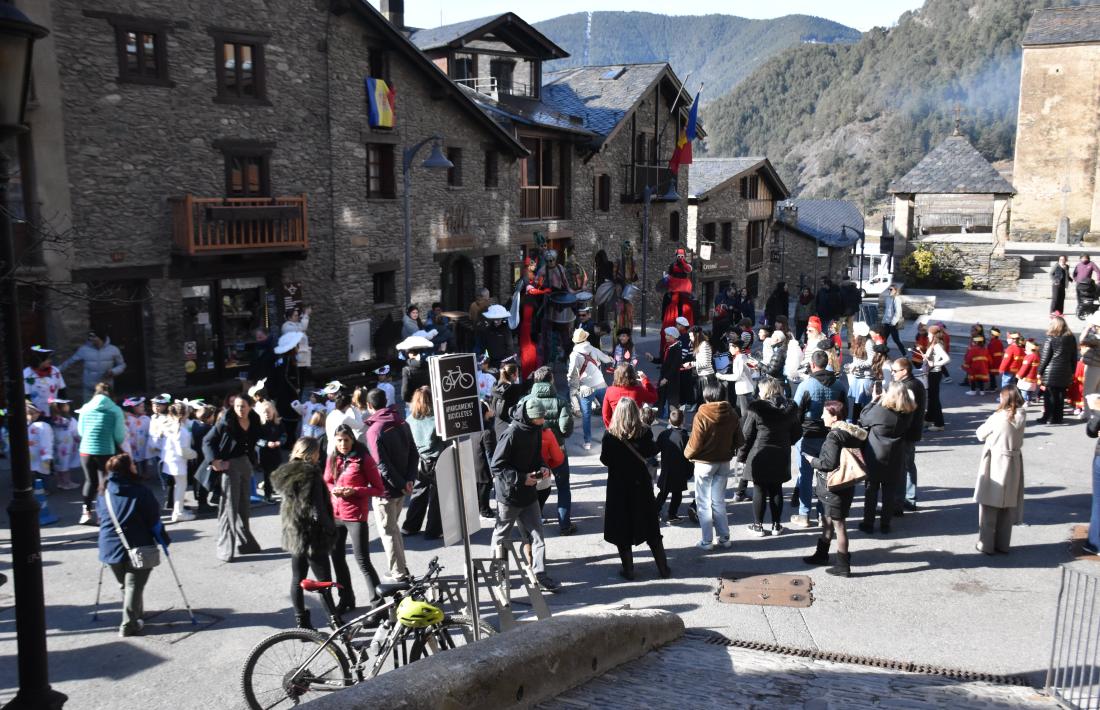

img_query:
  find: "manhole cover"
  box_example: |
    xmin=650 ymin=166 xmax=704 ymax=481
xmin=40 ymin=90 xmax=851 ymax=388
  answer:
xmin=715 ymin=572 xmax=814 ymax=607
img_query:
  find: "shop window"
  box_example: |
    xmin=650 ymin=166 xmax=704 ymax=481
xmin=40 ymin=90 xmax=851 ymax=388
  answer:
xmin=373 ymin=270 xmax=396 ymax=306
xmin=721 ymin=222 xmax=732 ymax=252
xmin=447 ymin=147 xmax=463 ymax=187
xmin=366 ymin=143 xmax=396 ymax=198
xmin=181 ymin=284 xmax=216 ymax=380
xmin=213 ymin=31 xmax=268 ymax=104
xmin=181 ymin=276 xmax=271 ymax=383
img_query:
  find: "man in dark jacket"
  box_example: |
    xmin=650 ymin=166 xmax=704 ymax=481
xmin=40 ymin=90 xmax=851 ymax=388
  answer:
xmin=816 ymin=278 xmax=834 ymax=324
xmin=364 ymin=388 xmax=416 ymax=581
xmin=521 ymin=367 xmax=577 ymax=535
xmin=647 ymin=327 xmax=684 ymax=419
xmin=891 ymin=358 xmax=927 ymax=513
xmin=489 ymin=398 xmax=560 ymax=592
xmin=1050 ymin=255 xmax=1069 ymax=314
xmin=840 ymin=280 xmax=861 ymax=343
xmin=790 ymin=351 xmax=847 ymax=526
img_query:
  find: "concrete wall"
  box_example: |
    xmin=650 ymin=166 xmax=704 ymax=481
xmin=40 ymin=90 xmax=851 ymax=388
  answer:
xmin=1012 ymin=43 xmax=1100 ymax=241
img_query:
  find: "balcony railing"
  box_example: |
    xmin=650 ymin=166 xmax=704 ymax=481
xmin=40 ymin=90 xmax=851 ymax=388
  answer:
xmin=170 ymin=194 xmax=309 ymax=256
xmin=621 ymin=163 xmax=678 ymax=202
xmin=520 ymin=185 xmax=563 ymax=220
xmin=454 ymin=76 xmax=535 ymax=100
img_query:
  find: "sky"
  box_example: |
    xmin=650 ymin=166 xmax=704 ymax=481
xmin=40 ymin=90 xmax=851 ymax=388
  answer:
xmin=379 ymin=0 xmax=928 ymax=33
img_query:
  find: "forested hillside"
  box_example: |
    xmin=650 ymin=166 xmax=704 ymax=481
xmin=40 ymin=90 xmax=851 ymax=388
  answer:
xmin=700 ymin=0 xmax=1077 ymax=207
xmin=534 ymin=12 xmax=860 ymax=99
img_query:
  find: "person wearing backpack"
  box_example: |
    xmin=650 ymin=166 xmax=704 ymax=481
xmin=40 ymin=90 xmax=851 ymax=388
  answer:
xmin=363 ymin=388 xmax=416 ymax=582
xmin=567 ymin=327 xmax=614 ymax=451
xmin=523 ymin=367 xmax=577 ymax=535
xmin=801 ymin=400 xmax=867 ymax=577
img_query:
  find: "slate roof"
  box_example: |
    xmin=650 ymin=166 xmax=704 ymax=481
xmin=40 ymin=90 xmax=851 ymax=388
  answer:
xmin=409 ymin=15 xmax=504 ymax=51
xmin=541 ymin=64 xmax=669 ymax=140
xmin=776 ymin=199 xmax=863 ymax=248
xmin=456 ymin=83 xmax=596 ymax=137
xmin=1023 ymin=5 xmax=1100 ymax=46
xmin=888 ymin=134 xmax=1015 ymax=195
xmin=689 ymin=157 xmax=783 ymax=198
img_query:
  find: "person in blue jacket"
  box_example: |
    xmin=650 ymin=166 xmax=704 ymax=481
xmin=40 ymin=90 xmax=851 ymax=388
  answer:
xmin=97 ymin=453 xmax=168 ymax=637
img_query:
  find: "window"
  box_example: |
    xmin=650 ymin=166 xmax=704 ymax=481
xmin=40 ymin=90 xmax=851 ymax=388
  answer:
xmin=740 ymin=175 xmax=760 ymax=199
xmin=373 ymin=270 xmax=396 ymax=305
xmin=483 ymin=255 xmax=500 ymax=300
xmin=366 ymin=143 xmax=396 ymax=199
xmin=219 ymin=148 xmax=269 ymax=197
xmin=721 ymin=222 xmax=733 ymax=252
xmin=634 ymin=133 xmax=648 ymax=164
xmin=447 ymin=147 xmax=463 ymax=187
xmin=484 ymin=150 xmax=499 ymax=189
xmin=213 ymin=31 xmax=268 ymax=103
xmin=703 ymin=222 xmax=716 ymax=247
xmin=746 ymin=220 xmax=766 ymax=270
xmin=595 ymin=174 xmax=611 ymax=212
xmin=115 ymin=26 xmax=170 ymax=84
xmin=519 ymin=136 xmax=565 ymax=219
xmin=490 ymin=59 xmax=515 ymax=94
xmin=668 ymin=211 xmax=680 ymax=242
xmin=453 ymin=53 xmax=475 ymax=82
xmin=368 ymin=47 xmax=389 ymax=81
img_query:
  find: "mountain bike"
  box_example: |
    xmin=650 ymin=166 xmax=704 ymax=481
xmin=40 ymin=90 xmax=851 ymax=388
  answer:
xmin=240 ymin=557 xmax=494 ymax=709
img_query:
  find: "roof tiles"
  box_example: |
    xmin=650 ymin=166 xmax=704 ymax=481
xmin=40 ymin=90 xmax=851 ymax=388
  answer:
xmin=888 ymin=134 xmax=1015 ymax=195
xmin=1023 ymin=5 xmax=1100 ymax=46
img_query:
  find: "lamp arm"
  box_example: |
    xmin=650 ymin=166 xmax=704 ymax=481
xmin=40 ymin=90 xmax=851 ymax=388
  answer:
xmin=403 ymin=134 xmax=443 ymax=172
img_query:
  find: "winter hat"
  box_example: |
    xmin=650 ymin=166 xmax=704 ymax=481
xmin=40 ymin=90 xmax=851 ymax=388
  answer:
xmin=663 ymin=326 xmax=679 ymax=339
xmin=767 ymin=331 xmax=786 ymax=345
xmin=571 ymin=328 xmax=590 ymax=344
xmin=807 ymin=316 xmax=823 ymax=332
xmin=524 ymin=398 xmax=545 ymax=420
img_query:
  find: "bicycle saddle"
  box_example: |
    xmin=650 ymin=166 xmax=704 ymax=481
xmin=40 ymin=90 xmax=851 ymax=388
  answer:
xmin=299 ymin=579 xmax=342 ymax=592
xmin=377 ymin=580 xmax=412 ymax=597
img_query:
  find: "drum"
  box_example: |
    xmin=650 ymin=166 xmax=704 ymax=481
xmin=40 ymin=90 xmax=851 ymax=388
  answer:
xmin=549 ymin=291 xmax=578 ymax=306
xmin=621 ymin=284 xmax=640 ymax=301
xmin=548 ymin=291 xmax=577 ymax=324
xmin=574 ymin=291 xmax=593 ymax=303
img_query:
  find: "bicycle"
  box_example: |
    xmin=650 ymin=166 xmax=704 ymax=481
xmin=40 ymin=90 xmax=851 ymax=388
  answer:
xmin=240 ymin=557 xmax=494 ymax=709
xmin=440 ymin=366 xmax=475 ymax=392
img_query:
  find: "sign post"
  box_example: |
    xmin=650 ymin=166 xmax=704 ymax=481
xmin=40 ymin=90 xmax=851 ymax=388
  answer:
xmin=427 ymin=353 xmax=484 ymax=640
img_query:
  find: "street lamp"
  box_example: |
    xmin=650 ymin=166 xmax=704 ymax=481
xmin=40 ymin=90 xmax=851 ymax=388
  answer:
xmin=401 ymin=135 xmax=453 ymax=307
xmin=0 ymin=5 xmax=65 ymax=710
xmin=639 ymin=180 xmax=680 ymax=337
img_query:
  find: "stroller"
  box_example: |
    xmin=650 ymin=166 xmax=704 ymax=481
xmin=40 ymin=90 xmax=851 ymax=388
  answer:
xmin=1077 ymin=281 xmax=1099 ymax=320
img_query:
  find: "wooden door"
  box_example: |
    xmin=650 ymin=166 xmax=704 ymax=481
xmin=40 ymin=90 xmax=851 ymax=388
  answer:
xmin=89 ymin=281 xmax=147 ymax=395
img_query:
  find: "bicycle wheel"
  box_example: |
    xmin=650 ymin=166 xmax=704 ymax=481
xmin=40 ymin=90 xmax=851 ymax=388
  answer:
xmin=408 ymin=615 xmax=496 ymax=661
xmin=241 ymin=629 xmax=352 ymax=710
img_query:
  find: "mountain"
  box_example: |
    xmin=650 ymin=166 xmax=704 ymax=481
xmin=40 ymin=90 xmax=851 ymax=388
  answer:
xmin=701 ymin=0 xmax=1079 ymax=208
xmin=534 ymin=12 xmax=861 ymax=99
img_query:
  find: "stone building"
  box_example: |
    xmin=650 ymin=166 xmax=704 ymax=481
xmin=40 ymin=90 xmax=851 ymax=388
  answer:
xmin=888 ymin=129 xmax=1017 ymax=290
xmin=772 ymin=199 xmax=862 ymax=294
xmin=411 ymin=13 xmax=698 ymax=331
xmin=685 ymin=157 xmax=789 ymax=317
xmin=1012 ymin=5 xmax=1100 ymax=241
xmin=15 ymin=0 xmax=526 ymax=394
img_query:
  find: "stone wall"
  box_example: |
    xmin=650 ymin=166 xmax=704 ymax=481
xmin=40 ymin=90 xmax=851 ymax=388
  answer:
xmin=908 ymin=237 xmax=1020 ymax=291
xmin=1012 ymin=43 xmax=1100 ymax=241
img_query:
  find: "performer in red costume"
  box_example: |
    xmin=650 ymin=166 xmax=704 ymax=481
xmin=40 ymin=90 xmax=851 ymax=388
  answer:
xmin=518 ymin=258 xmax=549 ymax=379
xmin=660 ymin=248 xmax=694 ymax=358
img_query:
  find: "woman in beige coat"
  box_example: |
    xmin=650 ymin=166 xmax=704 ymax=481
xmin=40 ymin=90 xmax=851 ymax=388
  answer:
xmin=973 ymin=386 xmax=1026 ymax=554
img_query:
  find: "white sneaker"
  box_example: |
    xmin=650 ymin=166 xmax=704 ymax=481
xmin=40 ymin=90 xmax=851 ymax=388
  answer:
xmin=171 ymin=509 xmax=196 ymax=523
xmin=697 ymin=541 xmax=713 ymax=551
xmin=717 ymin=538 xmax=733 ymax=549
xmin=583 ymin=442 xmax=592 ymax=451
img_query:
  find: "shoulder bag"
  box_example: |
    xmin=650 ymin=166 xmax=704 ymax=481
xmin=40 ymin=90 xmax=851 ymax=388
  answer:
xmin=620 ymin=436 xmax=659 ymax=486
xmin=105 ymin=491 xmax=161 ymax=569
xmin=827 ymin=447 xmax=867 ymax=491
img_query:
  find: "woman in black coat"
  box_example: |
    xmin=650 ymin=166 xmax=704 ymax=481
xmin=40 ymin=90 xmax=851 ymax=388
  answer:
xmin=738 ymin=378 xmax=802 ymax=536
xmin=271 ymin=436 xmax=338 ymax=629
xmin=858 ymin=382 xmax=916 ymax=535
xmin=490 ymin=363 xmax=525 ymax=439
xmin=202 ymin=394 xmax=262 ymax=562
xmin=601 ymin=398 xmax=670 ymax=580
xmin=1038 ymin=315 xmax=1078 ymax=425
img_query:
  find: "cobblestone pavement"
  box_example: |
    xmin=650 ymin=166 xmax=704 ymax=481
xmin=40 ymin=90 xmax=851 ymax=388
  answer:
xmin=540 ymin=636 xmax=1058 ymax=709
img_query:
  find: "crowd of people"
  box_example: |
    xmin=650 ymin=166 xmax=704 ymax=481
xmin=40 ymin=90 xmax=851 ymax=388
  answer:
xmin=12 ymin=270 xmax=1100 ymax=637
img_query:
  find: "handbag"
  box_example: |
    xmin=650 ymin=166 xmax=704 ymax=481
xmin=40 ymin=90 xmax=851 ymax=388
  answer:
xmin=1017 ymin=380 xmax=1036 ymax=392
xmin=827 ymin=447 xmax=867 ymax=492
xmin=105 ymin=491 xmax=161 ymax=569
xmin=621 ymin=437 xmax=659 ymax=486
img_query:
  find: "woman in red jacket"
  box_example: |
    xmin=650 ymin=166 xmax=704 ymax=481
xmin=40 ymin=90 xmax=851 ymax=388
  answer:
xmin=602 ymin=363 xmax=658 ymax=428
xmin=324 ymin=424 xmax=386 ymax=613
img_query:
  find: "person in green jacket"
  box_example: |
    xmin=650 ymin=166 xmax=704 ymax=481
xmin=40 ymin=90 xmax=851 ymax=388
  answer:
xmin=521 ymin=367 xmax=577 ymax=535
xmin=77 ymin=382 xmax=126 ymax=525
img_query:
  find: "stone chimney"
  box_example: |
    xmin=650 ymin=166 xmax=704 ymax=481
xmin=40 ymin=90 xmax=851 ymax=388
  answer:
xmin=381 ymin=0 xmax=404 ymax=29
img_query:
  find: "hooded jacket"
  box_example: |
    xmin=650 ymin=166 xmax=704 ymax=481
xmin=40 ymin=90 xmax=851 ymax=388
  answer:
xmin=490 ymin=406 xmax=544 ymax=508
xmin=365 ymin=406 xmax=418 ymax=498
xmin=522 ymin=381 xmax=574 ymax=444
xmin=78 ymin=394 xmax=126 ymax=456
xmin=809 ymin=420 xmax=869 ymax=474
xmin=684 ymin=401 xmax=744 ymax=463
xmin=793 ymin=369 xmax=847 ymax=439
xmin=567 ymin=340 xmax=613 ymax=392
xmin=491 ymin=380 xmax=526 ymax=438
xmin=61 ymin=340 xmax=126 ymax=397
xmin=738 ymin=397 xmax=802 ymax=485
xmin=272 ymin=459 xmax=336 ymax=556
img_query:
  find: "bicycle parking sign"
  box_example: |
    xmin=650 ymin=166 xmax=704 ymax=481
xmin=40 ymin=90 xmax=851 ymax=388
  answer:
xmin=428 ymin=353 xmax=483 ymax=440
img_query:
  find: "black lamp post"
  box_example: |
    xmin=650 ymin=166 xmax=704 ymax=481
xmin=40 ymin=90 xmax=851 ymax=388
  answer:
xmin=401 ymin=135 xmax=453 ymax=307
xmin=0 ymin=4 xmax=64 ymax=710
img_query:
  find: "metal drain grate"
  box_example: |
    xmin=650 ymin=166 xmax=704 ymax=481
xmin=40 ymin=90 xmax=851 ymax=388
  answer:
xmin=683 ymin=630 xmax=1032 ymax=686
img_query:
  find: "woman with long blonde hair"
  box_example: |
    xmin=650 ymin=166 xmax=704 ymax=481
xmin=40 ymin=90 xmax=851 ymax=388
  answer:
xmin=601 ymin=398 xmax=670 ymax=580
xmin=402 ymin=386 xmax=447 ymax=539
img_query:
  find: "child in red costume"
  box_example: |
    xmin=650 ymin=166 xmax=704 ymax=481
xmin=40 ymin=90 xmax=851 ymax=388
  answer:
xmin=1016 ymin=340 xmax=1040 ymax=404
xmin=999 ymin=331 xmax=1025 ymax=389
xmin=962 ymin=335 xmax=991 ymax=395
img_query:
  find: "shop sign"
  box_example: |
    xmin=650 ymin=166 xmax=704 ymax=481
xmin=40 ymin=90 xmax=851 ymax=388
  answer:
xmin=281 ymin=281 xmax=304 ymax=315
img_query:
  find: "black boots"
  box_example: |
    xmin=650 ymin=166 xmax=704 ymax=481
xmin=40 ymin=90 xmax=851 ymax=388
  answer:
xmin=652 ymin=539 xmax=672 ymax=579
xmin=802 ymin=538 xmax=831 ymax=565
xmin=826 ymin=552 xmax=852 ymax=578
xmin=295 ymin=611 xmax=313 ymax=630
xmin=618 ymin=546 xmax=635 ymax=580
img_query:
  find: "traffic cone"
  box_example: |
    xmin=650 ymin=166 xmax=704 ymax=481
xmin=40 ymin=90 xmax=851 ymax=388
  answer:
xmin=35 ymin=478 xmax=59 ymax=526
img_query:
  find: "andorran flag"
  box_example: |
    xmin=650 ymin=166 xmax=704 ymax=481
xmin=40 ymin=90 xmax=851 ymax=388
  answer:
xmin=366 ymin=77 xmax=396 ymax=128
xmin=668 ymin=92 xmax=699 ymax=175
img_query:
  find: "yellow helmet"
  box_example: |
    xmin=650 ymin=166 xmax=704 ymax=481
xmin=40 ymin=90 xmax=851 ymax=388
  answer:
xmin=396 ymin=597 xmax=444 ymax=629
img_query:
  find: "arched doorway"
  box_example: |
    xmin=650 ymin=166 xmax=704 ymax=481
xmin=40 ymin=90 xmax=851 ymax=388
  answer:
xmin=441 ymin=254 xmax=475 ymax=311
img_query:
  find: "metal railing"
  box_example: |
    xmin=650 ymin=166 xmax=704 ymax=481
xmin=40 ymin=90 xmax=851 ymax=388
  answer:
xmin=169 ymin=194 xmax=309 ymax=256
xmin=1047 ymin=562 xmax=1100 ymax=709
xmin=519 ymin=185 xmax=562 ymax=220
xmin=453 ymin=76 xmax=534 ymax=99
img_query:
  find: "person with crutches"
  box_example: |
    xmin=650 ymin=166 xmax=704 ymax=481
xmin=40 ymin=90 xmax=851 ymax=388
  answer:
xmin=96 ymin=453 xmax=165 ymax=637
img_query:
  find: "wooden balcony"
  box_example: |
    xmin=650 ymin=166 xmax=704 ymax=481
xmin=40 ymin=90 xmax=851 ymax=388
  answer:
xmin=746 ymin=199 xmax=774 ymax=221
xmin=520 ymin=185 xmax=563 ymax=220
xmin=170 ymin=194 xmax=309 ymax=256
